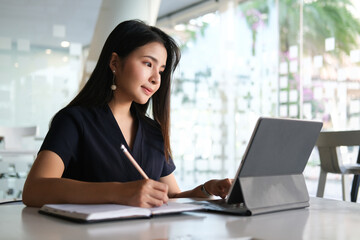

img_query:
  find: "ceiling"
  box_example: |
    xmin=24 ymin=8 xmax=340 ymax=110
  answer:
xmin=0 ymin=0 xmax=205 ymax=49
xmin=158 ymin=0 xmax=206 ymax=19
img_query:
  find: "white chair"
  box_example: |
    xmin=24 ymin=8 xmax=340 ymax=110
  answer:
xmin=316 ymin=131 xmax=360 ymax=201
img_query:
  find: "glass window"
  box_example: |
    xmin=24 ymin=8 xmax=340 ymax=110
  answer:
xmin=0 ymin=46 xmax=82 ymax=136
xmin=161 ymin=0 xmax=360 ymax=195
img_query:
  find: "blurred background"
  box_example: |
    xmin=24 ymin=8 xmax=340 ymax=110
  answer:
xmin=0 ymin=0 xmax=359 ymax=201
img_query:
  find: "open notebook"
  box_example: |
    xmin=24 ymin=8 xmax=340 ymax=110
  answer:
xmin=39 ymin=201 xmax=203 ymax=223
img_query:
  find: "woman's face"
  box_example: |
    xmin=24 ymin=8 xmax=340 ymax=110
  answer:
xmin=112 ymin=42 xmax=167 ymax=105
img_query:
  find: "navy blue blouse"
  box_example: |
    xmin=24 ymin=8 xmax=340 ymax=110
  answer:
xmin=39 ymin=105 xmax=175 ymax=182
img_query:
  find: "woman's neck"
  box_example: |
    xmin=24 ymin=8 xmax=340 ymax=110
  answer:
xmin=108 ymin=98 xmax=132 ymax=120
xmin=108 ymin=98 xmax=137 ymax=149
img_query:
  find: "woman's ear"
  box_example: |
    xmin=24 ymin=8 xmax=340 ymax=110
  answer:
xmin=109 ymin=52 xmax=120 ymax=71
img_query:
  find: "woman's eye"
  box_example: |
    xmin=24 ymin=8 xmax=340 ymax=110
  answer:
xmin=145 ymin=62 xmax=152 ymax=67
xmin=159 ymin=71 xmax=164 ymax=75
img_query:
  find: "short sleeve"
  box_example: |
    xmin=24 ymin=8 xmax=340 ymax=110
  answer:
xmin=160 ymin=156 xmax=176 ymax=177
xmin=39 ymin=108 xmax=83 ymax=167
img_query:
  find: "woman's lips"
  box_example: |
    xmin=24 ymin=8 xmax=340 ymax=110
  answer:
xmin=142 ymin=86 xmax=153 ymax=95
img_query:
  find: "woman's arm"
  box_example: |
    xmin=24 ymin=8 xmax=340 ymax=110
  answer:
xmin=22 ymin=150 xmax=169 ymax=208
xmin=160 ymin=173 xmax=232 ymax=199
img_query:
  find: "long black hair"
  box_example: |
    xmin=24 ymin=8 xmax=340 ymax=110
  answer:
xmin=66 ymin=19 xmax=181 ymax=161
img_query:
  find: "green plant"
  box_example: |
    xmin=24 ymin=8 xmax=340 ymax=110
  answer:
xmin=238 ymin=0 xmax=360 ymax=59
xmin=280 ymin=0 xmax=360 ymax=59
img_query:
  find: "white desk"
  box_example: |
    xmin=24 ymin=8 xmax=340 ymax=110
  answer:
xmin=1 ymin=197 xmax=360 ymax=240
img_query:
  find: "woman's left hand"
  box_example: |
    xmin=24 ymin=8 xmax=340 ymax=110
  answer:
xmin=204 ymin=178 xmax=233 ymax=199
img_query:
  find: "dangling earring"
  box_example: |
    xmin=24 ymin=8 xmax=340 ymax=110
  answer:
xmin=111 ymin=70 xmax=117 ymax=90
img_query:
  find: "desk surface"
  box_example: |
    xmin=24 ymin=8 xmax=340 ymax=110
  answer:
xmin=1 ymin=197 xmax=360 ymax=240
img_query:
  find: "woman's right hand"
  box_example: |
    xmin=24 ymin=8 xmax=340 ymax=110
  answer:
xmin=117 ymin=179 xmax=169 ymax=208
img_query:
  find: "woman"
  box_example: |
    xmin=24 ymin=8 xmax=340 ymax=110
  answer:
xmin=23 ymin=20 xmax=232 ymax=208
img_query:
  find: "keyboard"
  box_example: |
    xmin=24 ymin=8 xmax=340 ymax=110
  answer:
xmin=195 ymin=199 xmax=249 ymax=215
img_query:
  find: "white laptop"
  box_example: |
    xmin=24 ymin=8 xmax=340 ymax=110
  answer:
xmin=198 ymin=117 xmax=323 ymax=215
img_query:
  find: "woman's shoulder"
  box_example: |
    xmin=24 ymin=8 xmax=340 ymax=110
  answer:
xmin=55 ymin=105 xmax=106 ymax=118
xmin=52 ymin=105 xmax=108 ymax=125
xmin=140 ymin=115 xmax=163 ymax=138
xmin=54 ymin=105 xmax=85 ymax=119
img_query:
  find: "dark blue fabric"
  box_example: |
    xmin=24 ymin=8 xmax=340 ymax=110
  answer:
xmin=39 ymin=105 xmax=175 ymax=182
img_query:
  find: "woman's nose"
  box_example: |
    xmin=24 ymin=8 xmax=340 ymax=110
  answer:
xmin=150 ymin=71 xmax=161 ymax=84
